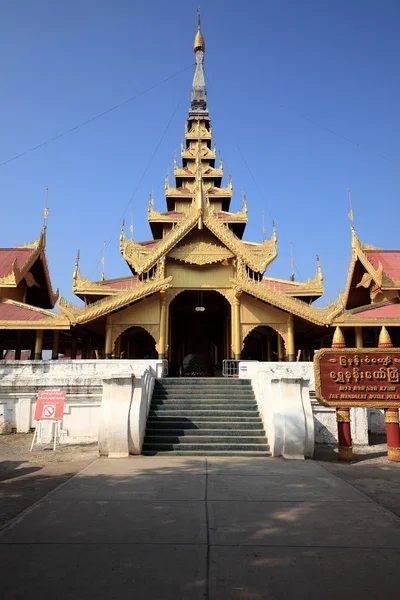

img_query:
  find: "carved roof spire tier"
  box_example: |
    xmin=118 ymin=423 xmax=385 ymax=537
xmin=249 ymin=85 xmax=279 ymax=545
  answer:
xmin=190 ymin=10 xmax=208 ymax=118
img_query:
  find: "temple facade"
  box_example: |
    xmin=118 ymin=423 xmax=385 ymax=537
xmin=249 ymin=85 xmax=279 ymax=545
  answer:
xmin=1 ymin=18 xmax=399 ymax=370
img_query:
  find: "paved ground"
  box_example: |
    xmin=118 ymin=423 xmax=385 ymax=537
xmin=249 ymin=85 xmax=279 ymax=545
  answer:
xmin=1 ymin=447 xmax=400 ymax=599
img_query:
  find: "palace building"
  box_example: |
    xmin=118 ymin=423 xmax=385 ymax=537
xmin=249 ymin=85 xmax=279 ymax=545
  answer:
xmin=1 ymin=17 xmax=400 ymax=372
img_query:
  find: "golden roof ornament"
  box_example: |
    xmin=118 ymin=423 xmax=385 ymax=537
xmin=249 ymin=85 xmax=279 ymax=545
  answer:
xmin=378 ymin=325 xmax=393 ymax=348
xmin=316 ymin=254 xmax=323 ymax=282
xmin=73 ymin=249 xmax=80 ymax=282
xmin=332 ymin=326 xmax=346 ymax=349
xmin=194 ymin=7 xmax=205 ymax=52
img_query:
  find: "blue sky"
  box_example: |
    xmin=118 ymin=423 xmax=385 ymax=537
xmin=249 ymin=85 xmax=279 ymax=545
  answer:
xmin=1 ymin=0 xmax=399 ymax=305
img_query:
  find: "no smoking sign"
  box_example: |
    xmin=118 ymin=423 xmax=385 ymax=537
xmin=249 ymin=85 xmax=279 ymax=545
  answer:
xmin=34 ymin=391 xmax=66 ymax=421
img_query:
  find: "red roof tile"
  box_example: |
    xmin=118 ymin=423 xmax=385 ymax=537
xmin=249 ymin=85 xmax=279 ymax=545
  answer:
xmin=0 ymin=248 xmax=34 ymax=278
xmin=262 ymin=279 xmax=296 ymax=291
xmin=100 ymin=277 xmax=139 ymax=290
xmin=353 ymin=303 xmax=400 ymax=318
xmin=0 ymin=299 xmax=51 ymax=321
xmin=365 ymin=251 xmax=400 ymax=281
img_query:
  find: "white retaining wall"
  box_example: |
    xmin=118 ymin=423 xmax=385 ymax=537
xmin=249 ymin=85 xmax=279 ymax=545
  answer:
xmin=0 ymin=360 xmax=164 ymax=448
xmin=239 ymin=361 xmax=370 ymax=449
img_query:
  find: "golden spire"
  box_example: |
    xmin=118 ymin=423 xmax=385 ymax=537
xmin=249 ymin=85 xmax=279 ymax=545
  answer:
xmin=43 ymin=186 xmax=50 ymax=229
xmin=378 ymin=326 xmax=393 ymax=348
xmin=101 ymin=240 xmax=106 ymax=281
xmin=73 ymin=249 xmax=80 ymax=281
xmin=332 ymin=326 xmax=346 ymax=349
xmin=194 ymin=7 xmax=205 ymax=52
xmin=316 ymin=254 xmax=323 ymax=282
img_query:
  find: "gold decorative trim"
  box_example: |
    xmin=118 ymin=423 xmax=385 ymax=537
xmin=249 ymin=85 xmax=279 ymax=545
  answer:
xmin=388 ymin=447 xmax=400 ymax=461
xmin=338 ymin=446 xmax=354 ymax=461
xmin=231 ymin=275 xmax=344 ymax=326
xmin=59 ymin=276 xmax=172 ymax=325
xmin=204 ymin=213 xmax=277 ymax=273
xmin=169 ymin=240 xmax=234 ymax=265
xmin=337 ymin=409 xmax=351 ymax=423
xmin=384 ymin=409 xmax=399 ymax=424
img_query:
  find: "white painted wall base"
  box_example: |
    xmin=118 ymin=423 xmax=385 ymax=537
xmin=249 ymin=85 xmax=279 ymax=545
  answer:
xmin=239 ymin=361 xmax=370 ymax=452
xmin=0 ymin=359 xmax=373 ymax=457
xmin=0 ymin=360 xmax=163 ymax=452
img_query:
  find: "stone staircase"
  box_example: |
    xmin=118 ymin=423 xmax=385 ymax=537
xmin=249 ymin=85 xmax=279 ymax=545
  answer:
xmin=142 ymin=378 xmax=270 ymax=456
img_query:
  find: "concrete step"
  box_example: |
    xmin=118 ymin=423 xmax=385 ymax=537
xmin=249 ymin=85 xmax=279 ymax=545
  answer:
xmin=150 ymin=403 xmax=258 ymax=410
xmin=155 ymin=378 xmax=251 ymax=386
xmin=142 ymin=450 xmax=272 ymax=456
xmin=144 ymin=428 xmax=266 ymax=436
xmin=148 ymin=410 xmax=260 ymax=417
xmin=146 ymin=416 xmax=263 ymax=424
xmin=144 ymin=435 xmax=268 ymax=444
xmin=142 ymin=442 xmax=270 ymax=452
xmin=152 ymin=391 xmax=255 ymax=399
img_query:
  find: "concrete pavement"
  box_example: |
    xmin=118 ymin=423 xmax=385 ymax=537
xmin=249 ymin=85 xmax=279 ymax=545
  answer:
xmin=1 ymin=456 xmax=399 ymax=599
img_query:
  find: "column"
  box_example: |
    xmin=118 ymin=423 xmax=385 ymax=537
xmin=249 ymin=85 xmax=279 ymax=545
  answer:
xmin=332 ymin=326 xmax=353 ymax=460
xmin=378 ymin=326 xmax=400 ymax=462
xmin=354 ymin=326 xmax=363 ymax=348
xmin=232 ymin=291 xmax=242 ymax=360
xmin=277 ymin=334 xmax=284 ymax=361
xmin=337 ymin=408 xmax=353 ymax=461
xmin=287 ymin=314 xmax=295 ymax=361
xmin=15 ymin=330 xmax=22 ymax=360
xmin=34 ymin=329 xmax=44 ymax=360
xmin=158 ymin=291 xmax=167 ymax=359
xmin=105 ymin=320 xmax=113 ymax=359
xmin=52 ymin=330 xmax=60 ymax=360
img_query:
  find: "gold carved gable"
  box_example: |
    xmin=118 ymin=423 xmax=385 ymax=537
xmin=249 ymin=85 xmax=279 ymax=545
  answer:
xmin=168 ymin=229 xmax=234 ymax=266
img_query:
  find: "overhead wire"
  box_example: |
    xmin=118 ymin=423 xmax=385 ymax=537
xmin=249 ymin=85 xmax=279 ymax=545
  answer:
xmin=88 ymin=78 xmax=191 ymax=278
xmin=0 ymin=64 xmax=193 ymax=169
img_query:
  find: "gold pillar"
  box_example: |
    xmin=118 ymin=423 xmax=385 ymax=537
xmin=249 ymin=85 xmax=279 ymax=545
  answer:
xmin=287 ymin=314 xmax=295 ymax=361
xmin=158 ymin=291 xmax=168 ymax=359
xmin=105 ymin=320 xmax=112 ymax=359
xmin=277 ymin=334 xmax=284 ymax=361
xmin=355 ymin=326 xmax=363 ymax=348
xmin=51 ymin=330 xmax=60 ymax=360
xmin=232 ymin=291 xmax=242 ymax=360
xmin=34 ymin=329 xmax=44 ymax=360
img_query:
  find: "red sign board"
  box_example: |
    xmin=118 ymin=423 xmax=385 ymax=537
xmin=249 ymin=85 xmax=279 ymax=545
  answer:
xmin=314 ymin=349 xmax=400 ymax=408
xmin=34 ymin=390 xmax=66 ymax=421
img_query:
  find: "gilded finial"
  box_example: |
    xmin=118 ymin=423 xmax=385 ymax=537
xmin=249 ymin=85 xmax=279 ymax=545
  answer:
xmin=129 ymin=210 xmax=134 ymax=238
xmin=290 ymin=242 xmax=295 ymax=282
xmin=194 ymin=7 xmax=205 ymax=52
xmin=261 ymin=210 xmax=266 ymax=241
xmin=101 ymin=240 xmax=106 ymax=281
xmin=316 ymin=254 xmax=323 ymax=282
xmin=120 ymin=219 xmax=125 ymax=244
xmin=332 ymin=326 xmax=346 ymax=349
xmin=73 ymin=249 xmax=80 ymax=281
xmin=348 ymin=188 xmax=354 ymax=225
xmin=43 ymin=186 xmax=50 ymax=229
xmin=378 ymin=326 xmax=393 ymax=348
xmin=242 ymin=193 xmax=248 ymax=214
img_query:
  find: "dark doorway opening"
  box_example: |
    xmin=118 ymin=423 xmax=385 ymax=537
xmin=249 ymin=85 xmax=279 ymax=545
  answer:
xmin=169 ymin=290 xmax=231 ymax=376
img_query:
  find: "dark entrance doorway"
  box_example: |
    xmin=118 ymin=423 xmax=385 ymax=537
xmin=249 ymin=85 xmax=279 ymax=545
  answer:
xmin=169 ymin=290 xmax=231 ymax=376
